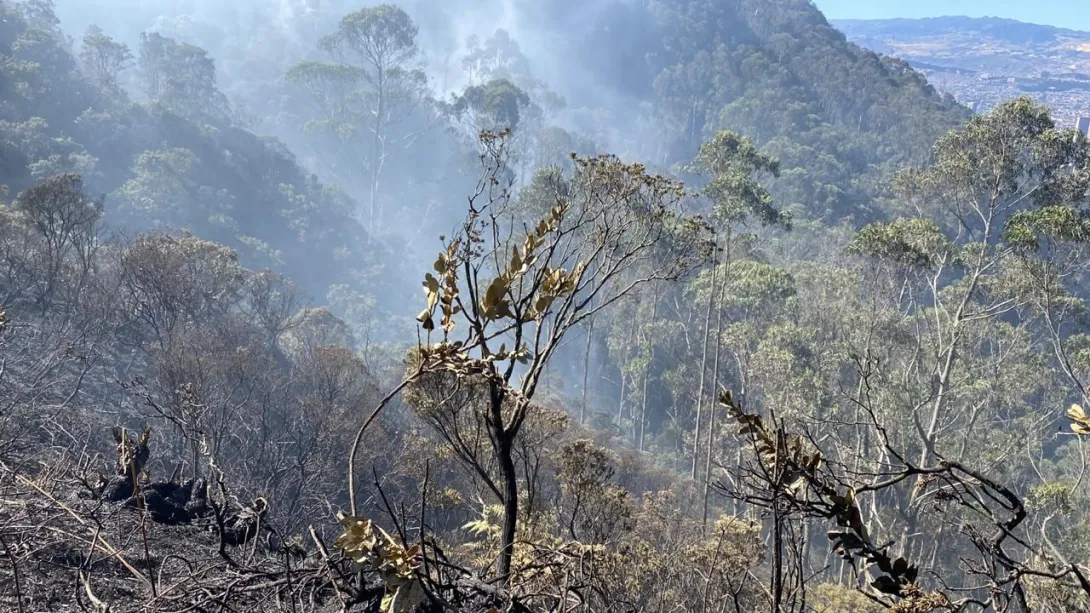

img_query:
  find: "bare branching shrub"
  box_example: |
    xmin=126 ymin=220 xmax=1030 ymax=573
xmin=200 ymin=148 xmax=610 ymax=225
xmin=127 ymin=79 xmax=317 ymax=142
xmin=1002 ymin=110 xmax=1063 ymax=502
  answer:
xmin=117 ymin=232 xmax=246 ymax=345
xmin=556 ymin=439 xmax=633 ymax=544
xmin=377 ymin=129 xmax=707 ymax=580
xmin=14 ymin=173 xmax=102 ymax=310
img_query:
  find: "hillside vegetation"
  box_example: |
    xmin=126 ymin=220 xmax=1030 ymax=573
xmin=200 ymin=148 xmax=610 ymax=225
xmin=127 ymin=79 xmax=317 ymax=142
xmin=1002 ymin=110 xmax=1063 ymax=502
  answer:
xmin=2 ymin=1 xmax=1090 ymax=612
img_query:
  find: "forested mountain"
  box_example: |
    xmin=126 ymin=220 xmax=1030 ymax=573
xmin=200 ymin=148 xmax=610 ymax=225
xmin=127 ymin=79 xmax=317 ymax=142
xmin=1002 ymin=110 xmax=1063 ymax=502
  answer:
xmin=4 ymin=1 xmax=1090 ymax=612
xmin=2 ymin=0 xmax=972 ymax=327
xmin=634 ymin=0 xmax=971 ymax=218
xmin=0 ymin=1 xmax=414 ymax=316
xmin=51 ymin=0 xmax=971 ymax=227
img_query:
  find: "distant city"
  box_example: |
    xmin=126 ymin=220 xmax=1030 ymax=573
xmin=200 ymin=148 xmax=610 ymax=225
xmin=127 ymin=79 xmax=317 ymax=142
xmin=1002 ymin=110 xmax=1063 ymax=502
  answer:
xmin=921 ymin=68 xmax=1090 ymax=129
xmin=833 ymin=17 xmax=1090 ymax=132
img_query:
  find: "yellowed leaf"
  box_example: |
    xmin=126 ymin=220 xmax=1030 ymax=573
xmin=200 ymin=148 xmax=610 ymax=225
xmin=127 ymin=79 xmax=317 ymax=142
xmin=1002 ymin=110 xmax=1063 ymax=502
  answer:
xmin=510 ymin=246 xmax=522 ymax=273
xmin=416 ymin=310 xmax=434 ymax=331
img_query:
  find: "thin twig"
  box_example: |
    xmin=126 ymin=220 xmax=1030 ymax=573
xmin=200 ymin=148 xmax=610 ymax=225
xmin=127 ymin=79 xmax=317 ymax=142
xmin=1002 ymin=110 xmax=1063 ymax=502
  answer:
xmin=1 ymin=534 xmax=25 ymax=613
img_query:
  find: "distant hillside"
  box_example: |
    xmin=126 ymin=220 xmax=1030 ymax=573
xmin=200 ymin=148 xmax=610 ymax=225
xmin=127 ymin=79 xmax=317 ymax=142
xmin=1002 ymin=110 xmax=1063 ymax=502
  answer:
xmin=0 ymin=2 xmax=406 ymax=307
xmin=45 ymin=0 xmax=972 ymax=227
xmin=834 ymin=16 xmax=1088 ymax=46
xmin=833 ymin=16 xmax=1090 ymax=71
xmin=560 ymin=0 xmax=973 ymax=220
xmin=832 ymin=16 xmax=1090 ymax=124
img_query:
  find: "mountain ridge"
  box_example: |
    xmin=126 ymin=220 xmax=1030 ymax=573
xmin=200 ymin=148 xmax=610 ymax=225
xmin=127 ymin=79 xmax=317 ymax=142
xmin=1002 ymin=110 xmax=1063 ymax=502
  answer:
xmin=579 ymin=0 xmax=972 ymax=219
xmin=832 ymin=16 xmax=1090 ymax=40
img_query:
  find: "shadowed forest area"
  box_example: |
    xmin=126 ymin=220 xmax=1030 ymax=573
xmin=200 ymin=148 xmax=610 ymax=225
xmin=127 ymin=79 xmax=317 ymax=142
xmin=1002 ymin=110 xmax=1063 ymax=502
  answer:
xmin=2 ymin=0 xmax=1090 ymax=611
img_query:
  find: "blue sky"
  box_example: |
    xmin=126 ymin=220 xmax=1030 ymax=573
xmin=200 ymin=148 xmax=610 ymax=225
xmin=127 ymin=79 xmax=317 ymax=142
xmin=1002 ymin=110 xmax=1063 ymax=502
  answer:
xmin=813 ymin=0 xmax=1090 ymax=31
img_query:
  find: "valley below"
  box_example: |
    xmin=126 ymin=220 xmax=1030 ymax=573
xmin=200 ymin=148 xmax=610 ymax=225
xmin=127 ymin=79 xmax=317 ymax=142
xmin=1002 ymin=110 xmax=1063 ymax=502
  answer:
xmin=835 ymin=16 xmax=1090 ymax=125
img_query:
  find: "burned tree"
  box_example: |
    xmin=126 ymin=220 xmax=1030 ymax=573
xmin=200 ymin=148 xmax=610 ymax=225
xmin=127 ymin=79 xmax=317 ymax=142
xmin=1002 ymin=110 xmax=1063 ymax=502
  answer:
xmin=345 ymin=130 xmax=707 ymax=581
xmin=720 ymin=372 xmax=1090 ymax=613
xmin=101 ymin=426 xmax=151 ymax=502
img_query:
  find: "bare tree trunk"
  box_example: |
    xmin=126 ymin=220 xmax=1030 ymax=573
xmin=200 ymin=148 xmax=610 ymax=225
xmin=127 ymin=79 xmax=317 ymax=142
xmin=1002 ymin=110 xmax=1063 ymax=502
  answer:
xmin=639 ymin=299 xmax=658 ymax=452
xmin=497 ymin=430 xmax=518 ymax=580
xmin=772 ymin=490 xmax=785 ymax=613
xmin=617 ymin=371 xmax=626 ymax=425
xmin=927 ymin=522 xmax=944 ymax=572
xmin=490 ymin=381 xmax=518 ymax=581
xmin=369 ymin=68 xmax=385 ymax=233
xmin=637 ymin=380 xmax=646 ymax=449
xmin=903 ymin=253 xmax=986 ymax=556
xmin=691 ymin=245 xmax=719 ymax=479
xmin=580 ymin=316 xmax=595 ymax=424
xmin=702 ymin=285 xmax=726 ymax=528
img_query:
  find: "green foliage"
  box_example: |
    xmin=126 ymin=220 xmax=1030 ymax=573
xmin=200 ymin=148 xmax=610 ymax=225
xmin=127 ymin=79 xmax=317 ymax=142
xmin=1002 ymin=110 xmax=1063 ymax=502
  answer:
xmin=463 ymin=29 xmax=564 ymax=114
xmin=15 ymin=0 xmax=59 ymax=32
xmin=138 ymin=32 xmax=230 ymax=122
xmin=284 ymin=61 xmax=364 ymax=136
xmin=0 ymin=7 xmax=401 ymax=308
xmin=1068 ymin=335 xmax=1090 ymax=374
xmin=848 ymin=217 xmax=951 ymax=268
xmin=897 ymin=97 xmax=1089 ymax=228
xmin=1005 ymin=205 xmax=1090 ymax=251
xmin=811 ymin=583 xmax=883 ymax=613
xmin=79 ymin=25 xmax=132 ymax=92
xmin=285 ymin=3 xmax=427 ymax=226
xmin=319 ymin=4 xmax=419 ymax=65
xmin=647 ymin=0 xmax=970 ymax=219
xmin=724 ymin=260 xmax=796 ymax=311
xmin=449 ymin=78 xmax=533 ymax=131
xmin=687 ymin=259 xmax=796 ymax=317
xmin=114 ymin=148 xmax=200 ymax=222
xmin=692 ymin=130 xmax=786 ymax=227
xmin=1029 ymin=481 xmax=1075 ymax=513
